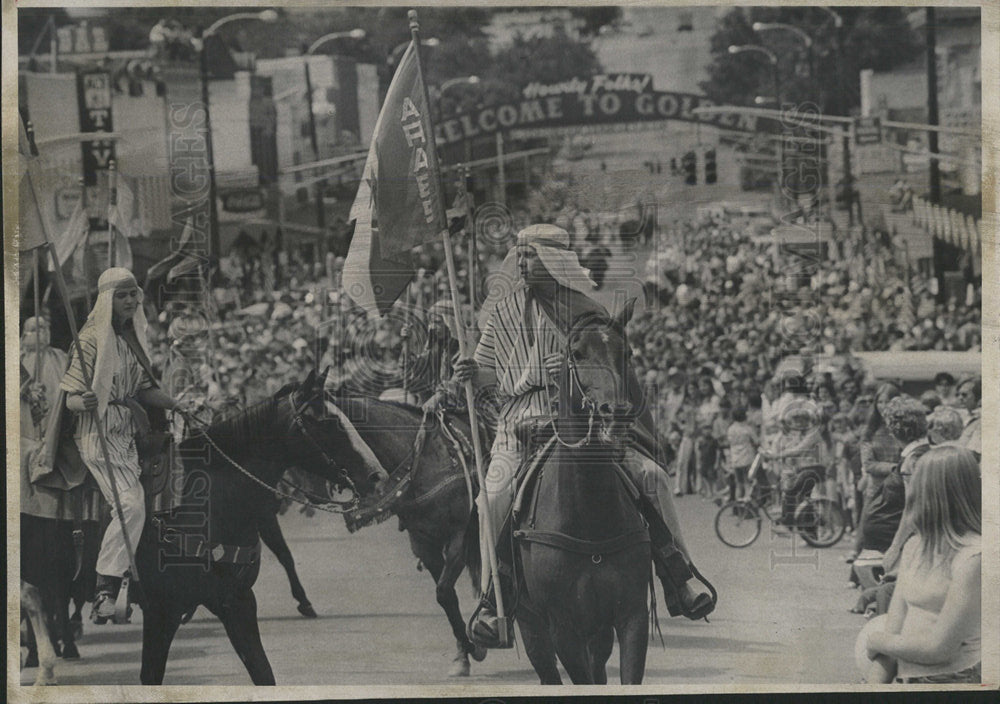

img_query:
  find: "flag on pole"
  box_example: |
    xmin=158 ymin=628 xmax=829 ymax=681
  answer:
xmin=47 ymin=199 xmax=90 ymax=272
xmin=144 ymin=216 xmax=204 ymax=285
xmin=108 ymin=173 xmax=145 ymax=239
xmin=17 ymin=117 xmax=50 ymax=252
xmin=342 ymin=41 xmax=446 ymax=317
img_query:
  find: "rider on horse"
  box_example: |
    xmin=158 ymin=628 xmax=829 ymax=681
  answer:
xmin=60 ymin=268 xmax=191 ymax=623
xmin=441 ymin=224 xmax=715 ymax=649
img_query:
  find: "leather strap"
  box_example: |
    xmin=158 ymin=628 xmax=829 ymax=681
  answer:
xmin=154 ymin=517 xmax=261 ymax=565
xmin=514 ymin=527 xmax=649 ymax=555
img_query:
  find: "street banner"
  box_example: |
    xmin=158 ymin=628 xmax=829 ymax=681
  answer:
xmin=47 ymin=199 xmax=89 ymax=272
xmin=17 ymin=118 xmax=50 ymax=253
xmin=77 ymin=69 xmax=115 ymax=229
xmin=343 ymin=40 xmax=445 ymax=316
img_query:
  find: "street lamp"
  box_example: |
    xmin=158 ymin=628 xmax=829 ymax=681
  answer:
xmin=729 ymin=44 xmax=782 ymax=190
xmin=439 ymin=75 xmax=480 ymax=95
xmin=752 ymin=22 xmax=813 ymax=48
xmin=388 ymin=37 xmax=439 ymax=66
xmin=728 ymin=44 xmax=779 ymax=106
xmin=302 ymin=28 xmax=367 ymax=264
xmin=200 ymin=9 xmax=278 ymax=271
xmin=307 ymin=28 xmax=366 ymax=56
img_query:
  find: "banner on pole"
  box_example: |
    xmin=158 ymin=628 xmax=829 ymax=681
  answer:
xmin=342 ymin=41 xmax=445 ymax=317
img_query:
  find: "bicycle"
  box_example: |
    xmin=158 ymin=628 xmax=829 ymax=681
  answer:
xmin=714 ymin=456 xmax=847 ymax=549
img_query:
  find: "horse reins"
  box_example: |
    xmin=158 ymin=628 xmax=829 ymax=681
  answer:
xmin=179 ymin=396 xmax=360 ymax=515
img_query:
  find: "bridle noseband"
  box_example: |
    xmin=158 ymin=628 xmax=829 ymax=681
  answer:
xmin=554 ymin=314 xmax=635 ymax=449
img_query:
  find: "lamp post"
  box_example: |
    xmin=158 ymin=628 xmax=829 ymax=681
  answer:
xmin=729 ymin=45 xmax=781 ymax=194
xmin=303 ymin=29 xmax=366 ymax=265
xmin=200 ymin=9 xmax=278 ymax=273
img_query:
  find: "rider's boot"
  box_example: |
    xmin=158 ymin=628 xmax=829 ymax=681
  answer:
xmin=467 ymin=579 xmax=514 ymax=649
xmin=640 ymin=496 xmax=716 ymax=620
xmin=90 ymin=574 xmax=121 ymax=625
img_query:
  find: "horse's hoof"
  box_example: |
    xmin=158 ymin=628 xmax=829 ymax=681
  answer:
xmin=297 ymin=602 xmax=318 ymax=618
xmin=468 ymin=643 xmax=487 ymax=662
xmin=61 ymin=642 xmax=80 ymax=659
xmin=33 ymin=668 xmax=57 ymax=686
xmin=448 ymin=655 xmax=471 ymax=677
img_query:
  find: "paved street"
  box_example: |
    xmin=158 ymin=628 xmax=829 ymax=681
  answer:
xmin=21 ymin=493 xmax=865 ymax=687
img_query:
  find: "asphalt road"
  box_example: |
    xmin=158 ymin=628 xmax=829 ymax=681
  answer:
xmin=20 ymin=492 xmax=866 ymax=689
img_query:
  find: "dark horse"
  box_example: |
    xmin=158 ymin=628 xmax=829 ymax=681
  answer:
xmin=514 ymin=305 xmax=651 ymax=684
xmin=319 ymin=392 xmax=488 ymax=676
xmin=135 ymin=370 xmax=387 ymax=684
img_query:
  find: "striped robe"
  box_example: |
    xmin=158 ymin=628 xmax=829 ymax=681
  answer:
xmin=60 ymin=327 xmax=154 ymax=491
xmin=474 ymin=284 xmax=562 ymax=452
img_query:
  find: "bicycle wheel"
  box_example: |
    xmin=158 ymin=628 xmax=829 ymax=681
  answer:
xmin=715 ymin=500 xmax=762 ymax=548
xmin=794 ymin=497 xmax=847 ymax=548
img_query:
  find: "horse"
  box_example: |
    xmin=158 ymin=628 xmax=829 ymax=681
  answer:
xmin=514 ymin=304 xmax=651 ymax=684
xmin=318 ymin=392 xmax=488 ymax=677
xmin=134 ymin=369 xmax=387 ymax=685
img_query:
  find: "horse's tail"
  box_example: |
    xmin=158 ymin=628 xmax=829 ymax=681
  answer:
xmin=462 ymin=503 xmax=482 ymax=596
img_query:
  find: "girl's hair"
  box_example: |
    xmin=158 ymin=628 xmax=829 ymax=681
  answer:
xmin=905 ymin=445 xmax=981 ymax=568
xmin=862 ymin=382 xmax=901 ymax=441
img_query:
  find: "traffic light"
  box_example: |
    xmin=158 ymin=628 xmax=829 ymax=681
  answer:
xmin=681 ymin=151 xmax=696 ymax=185
xmin=704 ymin=149 xmax=717 ymax=184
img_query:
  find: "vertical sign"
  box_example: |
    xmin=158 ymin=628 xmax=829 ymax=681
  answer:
xmin=77 ymin=70 xmax=114 ymax=228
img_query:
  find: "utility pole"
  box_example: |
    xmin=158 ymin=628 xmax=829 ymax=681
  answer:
xmin=926 ymin=7 xmax=941 ymax=203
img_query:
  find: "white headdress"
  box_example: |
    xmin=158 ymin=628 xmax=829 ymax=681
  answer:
xmin=86 ymin=267 xmax=150 ymax=417
xmin=478 ymin=224 xmax=596 ymax=328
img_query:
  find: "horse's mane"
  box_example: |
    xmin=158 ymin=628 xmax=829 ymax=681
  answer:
xmin=181 ymin=384 xmax=295 ymax=455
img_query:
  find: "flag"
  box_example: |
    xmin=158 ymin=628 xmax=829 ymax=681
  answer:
xmin=47 ymin=199 xmax=90 ymax=271
xmin=108 ymin=173 xmax=145 ymax=239
xmin=111 ymin=227 xmax=133 ymax=270
xmin=144 ymin=216 xmax=205 ymax=285
xmin=342 ymin=41 xmax=446 ymax=317
xmin=17 ymin=117 xmax=50 ymax=252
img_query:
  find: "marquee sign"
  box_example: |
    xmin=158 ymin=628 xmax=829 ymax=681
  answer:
xmin=433 ymin=75 xmax=764 ymax=147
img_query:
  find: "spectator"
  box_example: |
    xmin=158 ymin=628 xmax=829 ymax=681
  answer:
xmin=862 ymin=446 xmax=981 ymax=683
xmin=926 ymin=407 xmax=964 ymax=446
xmin=725 ymin=406 xmax=758 ymax=502
xmin=955 ymin=377 xmax=981 ymax=456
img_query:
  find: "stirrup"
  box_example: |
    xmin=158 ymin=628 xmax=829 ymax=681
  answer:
xmin=91 ymin=593 xmax=116 ymax=625
xmin=467 ymin=597 xmax=513 ymax=649
xmin=112 ymin=574 xmax=133 ymax=625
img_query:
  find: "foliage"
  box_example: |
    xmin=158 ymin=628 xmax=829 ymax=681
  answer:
xmin=700 ymin=6 xmax=924 ymax=115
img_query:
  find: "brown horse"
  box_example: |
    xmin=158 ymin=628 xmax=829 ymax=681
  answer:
xmin=321 ymin=392 xmax=488 ymax=677
xmin=135 ymin=370 xmax=386 ymax=684
xmin=514 ymin=305 xmax=651 ymax=684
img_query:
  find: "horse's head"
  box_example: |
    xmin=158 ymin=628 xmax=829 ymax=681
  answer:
xmin=283 ymin=368 xmax=388 ymax=497
xmin=562 ymin=299 xmax=642 ymax=445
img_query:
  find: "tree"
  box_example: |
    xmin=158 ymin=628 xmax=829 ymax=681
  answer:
xmin=488 ymin=26 xmax=603 ymax=102
xmin=700 ymin=6 xmax=923 ymax=116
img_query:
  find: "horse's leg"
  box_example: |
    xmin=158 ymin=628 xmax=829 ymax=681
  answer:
xmin=591 ymin=626 xmax=615 ymax=684
xmin=440 ymin=530 xmax=487 ymax=675
xmin=406 ymin=532 xmax=471 ymax=677
xmin=259 ymin=510 xmax=315 ymax=618
xmin=140 ymin=599 xmax=183 ymax=685
xmin=22 ymin=615 xmax=39 ymax=668
xmin=55 ymin=586 xmax=79 ymax=659
xmin=516 ymin=599 xmax=562 ymax=685
xmin=22 ymin=582 xmax=57 ymax=685
xmin=218 ymin=589 xmax=275 ymax=686
xmin=616 ymin=610 xmax=648 ymax=685
xmin=551 ymin=624 xmax=594 ymax=684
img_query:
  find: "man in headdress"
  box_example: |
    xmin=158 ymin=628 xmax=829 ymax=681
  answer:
xmin=450 ymin=225 xmax=714 ymax=648
xmin=60 ymin=268 xmax=190 ymax=622
xmin=20 ymin=316 xmax=69 ymax=432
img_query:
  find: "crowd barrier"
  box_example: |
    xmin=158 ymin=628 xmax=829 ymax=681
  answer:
xmin=911 ymin=196 xmax=981 ymax=255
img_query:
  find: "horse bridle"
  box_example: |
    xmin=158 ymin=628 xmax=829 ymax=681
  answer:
xmin=183 ymin=391 xmax=360 ymax=514
xmin=554 ymin=313 xmax=634 ymax=449
xmin=285 ymin=393 xmax=359 ymax=499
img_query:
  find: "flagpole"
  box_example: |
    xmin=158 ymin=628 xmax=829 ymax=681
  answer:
xmin=107 ymin=160 xmax=118 ymax=268
xmin=22 ymin=121 xmax=142 ymax=588
xmin=33 ymin=248 xmax=42 ymax=380
xmin=409 ymin=9 xmax=510 ymax=646
xmin=78 ymin=176 xmax=92 ymax=309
